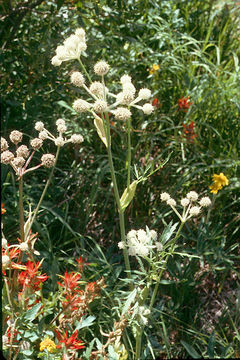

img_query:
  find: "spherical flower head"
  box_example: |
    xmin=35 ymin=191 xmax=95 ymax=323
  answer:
xmin=9 ymin=130 xmax=23 ymax=145
xmin=12 ymin=157 xmax=25 ymax=168
xmin=94 ymin=61 xmax=109 ymax=76
xmin=167 ymin=198 xmax=176 ymax=207
xmin=127 ymin=229 xmax=137 ymax=240
xmin=181 ymin=198 xmax=190 ymax=207
xmin=41 ymin=154 xmax=55 ymax=168
xmin=137 ymin=229 xmax=148 ymax=243
xmin=57 ymin=124 xmax=67 ymax=133
xmin=128 ymin=246 xmax=137 ymax=256
xmin=199 ymin=197 xmax=211 ymax=207
xmin=142 ymin=103 xmax=154 ymax=115
xmin=187 ymin=191 xmax=198 ymax=201
xmin=56 ymin=119 xmax=65 ymax=126
xmin=1 ymin=137 xmax=8 ymax=152
xmin=54 ymin=137 xmax=65 ymax=147
xmin=189 ymin=206 xmax=201 ymax=216
xmin=118 ymin=241 xmax=125 ymax=249
xmin=75 ymin=28 xmax=86 ymax=40
xmin=136 ymin=243 xmax=149 ymax=257
xmin=16 ymin=145 xmax=29 ymax=158
xmin=71 ymin=71 xmax=85 ymax=87
xmin=93 ymin=99 xmax=108 ymax=113
xmin=150 ymin=229 xmax=158 ymax=241
xmin=89 ymin=81 xmax=104 ymax=97
xmin=2 ymin=255 xmax=10 ymax=267
xmin=40 ymin=337 xmax=56 ymax=353
xmin=30 ymin=138 xmax=43 ymax=150
xmin=35 ymin=121 xmax=45 ymax=132
xmin=64 ymin=34 xmax=80 ymax=51
xmin=73 ymin=99 xmax=90 ymax=113
xmin=122 ymin=82 xmax=136 ymax=94
xmin=19 ymin=242 xmax=28 ymax=252
xmin=160 ymin=192 xmax=171 ymax=202
xmin=120 ymin=75 xmax=132 ymax=84
xmin=138 ymin=88 xmax=151 ymax=100
xmin=70 ymin=134 xmax=84 ymax=144
xmin=51 ymin=56 xmax=62 ymax=66
xmin=117 ymin=91 xmax=134 ymax=105
xmin=1 ymin=150 xmax=14 ymax=164
xmin=114 ymin=107 xmax=132 ymax=121
xmin=39 ymin=131 xmax=48 ymax=140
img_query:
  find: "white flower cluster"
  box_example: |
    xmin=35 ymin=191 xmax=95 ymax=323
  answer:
xmin=34 ymin=119 xmax=84 ymax=146
xmin=118 ymin=228 xmax=161 ymax=258
xmin=52 ymin=29 xmax=154 ymax=121
xmin=160 ymin=191 xmax=211 ymax=222
xmin=51 ymin=28 xmax=87 ymax=66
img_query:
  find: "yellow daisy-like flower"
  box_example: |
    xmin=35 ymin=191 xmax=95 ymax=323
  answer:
xmin=40 ymin=337 xmax=56 ymax=353
xmin=209 ymin=172 xmax=229 ymax=194
xmin=149 ymin=64 xmax=160 ymax=75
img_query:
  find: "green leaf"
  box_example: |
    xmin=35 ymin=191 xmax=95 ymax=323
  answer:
xmin=122 ymin=288 xmax=137 ymax=315
xmin=57 ymin=100 xmax=77 ymax=114
xmin=160 ymin=221 xmax=178 ymax=244
xmin=180 ymin=340 xmax=201 ymax=359
xmin=75 ymin=315 xmax=96 ymax=330
xmin=120 ymin=180 xmax=137 ymax=211
xmin=94 ymin=116 xmax=108 ymax=147
xmin=207 ymin=332 xmax=216 ymax=358
xmin=24 ymin=303 xmax=42 ymax=322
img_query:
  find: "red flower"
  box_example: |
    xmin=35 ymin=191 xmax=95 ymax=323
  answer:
xmin=55 ymin=329 xmax=85 ymax=350
xmin=177 ymin=96 xmax=192 ymax=112
xmin=182 ymin=121 xmax=197 ymax=142
xmin=1 ymin=203 xmax=6 ymax=214
xmin=58 ymin=271 xmax=81 ymax=292
xmin=18 ymin=260 xmax=48 ymax=291
xmin=76 ymin=256 xmax=88 ymax=273
xmin=152 ymin=98 xmax=159 ymax=108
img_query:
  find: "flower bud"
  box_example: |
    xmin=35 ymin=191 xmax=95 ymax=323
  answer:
xmin=71 ymin=72 xmax=85 ymax=87
xmin=35 ymin=122 xmax=45 ymax=132
xmin=70 ymin=134 xmax=84 ymax=144
xmin=94 ymin=61 xmax=109 ymax=76
xmin=41 ymin=154 xmax=55 ymax=168
xmin=9 ymin=130 xmax=23 ymax=144
xmin=12 ymin=157 xmax=25 ymax=168
xmin=1 ymin=150 xmax=14 ymax=164
xmin=142 ymin=103 xmax=154 ymax=115
xmin=73 ymin=99 xmax=90 ymax=113
xmin=16 ymin=145 xmax=29 ymax=158
xmin=1 ymin=137 xmax=8 ymax=152
xmin=114 ymin=107 xmax=132 ymax=121
xmin=30 ymin=138 xmax=43 ymax=150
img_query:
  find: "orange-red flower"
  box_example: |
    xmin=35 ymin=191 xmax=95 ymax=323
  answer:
xmin=152 ymin=98 xmax=159 ymax=108
xmin=182 ymin=121 xmax=197 ymax=142
xmin=177 ymin=96 xmax=192 ymax=112
xmin=55 ymin=329 xmax=85 ymax=350
xmin=76 ymin=256 xmax=88 ymax=273
xmin=1 ymin=203 xmax=6 ymax=214
xmin=18 ymin=260 xmax=48 ymax=291
xmin=58 ymin=271 xmax=81 ymax=292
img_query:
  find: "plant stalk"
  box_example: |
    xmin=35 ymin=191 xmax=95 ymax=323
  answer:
xmin=19 ymin=176 xmax=24 ymax=242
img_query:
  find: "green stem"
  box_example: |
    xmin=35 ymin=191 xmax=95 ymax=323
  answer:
xmin=25 ymin=147 xmax=60 ymax=240
xmin=127 ymin=117 xmax=131 ymax=191
xmin=135 ymin=325 xmax=142 ymax=360
xmin=206 ymin=193 xmax=216 ymax=224
xmin=78 ymin=57 xmax=92 ymax=83
xmin=104 ymin=113 xmax=132 ymax=287
xmin=19 ymin=176 xmax=24 ymax=242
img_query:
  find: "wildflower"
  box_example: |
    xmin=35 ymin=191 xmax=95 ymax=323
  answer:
xmin=142 ymin=103 xmax=154 ymax=115
xmin=16 ymin=145 xmax=29 ymax=158
xmin=40 ymin=337 xmax=56 ymax=353
xmin=124 ymin=228 xmax=157 ymax=258
xmin=149 ymin=64 xmax=160 ymax=75
xmin=94 ymin=61 xmax=109 ymax=76
xmin=160 ymin=192 xmax=171 ymax=202
xmin=76 ymin=256 xmax=87 ymax=272
xmin=9 ymin=130 xmax=23 ymax=144
xmin=138 ymin=88 xmax=151 ymax=100
xmin=186 ymin=191 xmax=198 ymax=201
xmin=114 ymin=107 xmax=132 ymax=121
xmin=41 ymin=154 xmax=55 ymax=168
xmin=35 ymin=121 xmax=45 ymax=132
xmin=180 ymin=198 xmax=190 ymax=207
xmin=189 ymin=206 xmax=201 ymax=216
xmin=120 ymin=75 xmax=132 ymax=84
xmin=70 ymin=134 xmax=84 ymax=144
xmin=177 ymin=96 xmax=192 ymax=112
xmin=57 ymin=124 xmax=67 ymax=133
xmin=152 ymin=98 xmax=159 ymax=108
xmin=56 ymin=119 xmax=65 ymax=126
xmin=70 ymin=71 xmax=85 ymax=87
xmin=90 ymin=81 xmax=104 ymax=96
xmin=1 ymin=150 xmax=14 ymax=164
xmin=167 ymin=198 xmax=176 ymax=207
xmin=117 ymin=91 xmax=135 ymax=105
xmin=182 ymin=122 xmax=197 ymax=142
xmin=199 ymin=197 xmax=211 ymax=207
xmin=55 ymin=330 xmax=85 ymax=350
xmin=12 ymin=157 xmax=25 ymax=168
xmin=54 ymin=137 xmax=65 ymax=147
xmin=209 ymin=173 xmax=229 ymax=193
xmin=1 ymin=203 xmax=6 ymax=215
xmin=93 ymin=99 xmax=108 ymax=113
xmin=57 ymin=271 xmax=81 ymax=292
xmin=51 ymin=56 xmax=62 ymax=66
xmin=1 ymin=137 xmax=8 ymax=152
xmin=19 ymin=242 xmax=29 ymax=252
xmin=122 ymin=82 xmax=136 ymax=94
xmin=30 ymin=138 xmax=43 ymax=150
xmin=39 ymin=131 xmax=48 ymax=140
xmin=18 ymin=260 xmax=48 ymax=291
xmin=73 ymin=99 xmax=91 ymax=113
xmin=118 ymin=241 xmax=125 ymax=249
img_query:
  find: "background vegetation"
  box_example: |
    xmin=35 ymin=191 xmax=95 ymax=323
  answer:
xmin=1 ymin=0 xmax=240 ymax=358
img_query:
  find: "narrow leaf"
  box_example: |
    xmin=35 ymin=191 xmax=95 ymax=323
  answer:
xmin=120 ymin=180 xmax=137 ymax=211
xmin=94 ymin=117 xmax=108 ymax=147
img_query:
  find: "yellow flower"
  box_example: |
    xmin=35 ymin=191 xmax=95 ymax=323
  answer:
xmin=39 ymin=337 xmax=56 ymax=353
xmin=149 ymin=64 xmax=160 ymax=75
xmin=209 ymin=172 xmax=229 ymax=194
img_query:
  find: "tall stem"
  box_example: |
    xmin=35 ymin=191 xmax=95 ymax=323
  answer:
xmin=78 ymin=57 xmax=92 ymax=83
xmin=104 ymin=113 xmax=132 ymax=287
xmin=19 ymin=176 xmax=24 ymax=242
xmin=127 ymin=117 xmax=131 ymax=191
xmin=26 ymin=147 xmax=60 ymax=240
